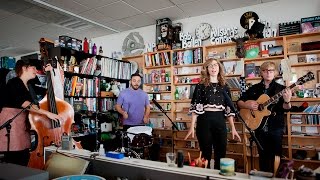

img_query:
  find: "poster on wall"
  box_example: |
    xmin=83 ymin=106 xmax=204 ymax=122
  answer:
xmin=122 ymin=32 xmax=145 ymax=57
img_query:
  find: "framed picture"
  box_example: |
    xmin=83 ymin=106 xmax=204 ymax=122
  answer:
xmin=317 ymin=70 xmax=320 ymax=83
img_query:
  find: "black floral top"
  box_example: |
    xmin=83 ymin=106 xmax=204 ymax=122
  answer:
xmin=190 ymin=83 xmax=235 ymax=117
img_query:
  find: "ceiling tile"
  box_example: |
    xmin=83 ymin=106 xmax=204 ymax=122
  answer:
xmin=147 ymin=6 xmax=186 ymax=21
xmin=0 ymin=9 xmax=13 ymax=21
xmin=0 ymin=14 xmax=46 ymax=38
xmin=19 ymin=5 xmax=70 ymax=24
xmin=73 ymin=0 xmax=118 ymax=9
xmin=0 ymin=0 xmax=33 ymax=14
xmin=79 ymin=9 xmax=113 ymax=23
xmin=120 ymin=14 xmax=155 ymax=28
xmin=43 ymin=0 xmax=90 ymax=14
xmin=0 ymin=45 xmax=38 ymax=57
xmin=34 ymin=24 xmax=73 ymax=38
xmin=67 ymin=26 xmax=114 ymax=40
xmin=102 ymin=20 xmax=133 ymax=32
xmin=217 ymin=0 xmax=260 ymax=11
xmin=96 ymin=1 xmax=141 ymax=20
xmin=170 ymin=0 xmax=196 ymax=5
xmin=123 ymin=0 xmax=174 ymax=12
xmin=177 ymin=0 xmax=223 ymax=17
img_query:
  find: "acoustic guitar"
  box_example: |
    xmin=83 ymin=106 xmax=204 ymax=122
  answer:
xmin=239 ymin=72 xmax=314 ymax=131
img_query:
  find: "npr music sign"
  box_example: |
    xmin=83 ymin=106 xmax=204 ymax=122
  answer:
xmin=180 ymin=32 xmax=202 ymax=48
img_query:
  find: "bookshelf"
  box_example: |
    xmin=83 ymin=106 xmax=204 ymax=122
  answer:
xmin=49 ymin=47 xmax=131 ymax=114
xmin=138 ymin=32 xmax=320 ymax=172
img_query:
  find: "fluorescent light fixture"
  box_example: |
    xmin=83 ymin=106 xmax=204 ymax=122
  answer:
xmin=30 ymin=0 xmax=119 ymax=33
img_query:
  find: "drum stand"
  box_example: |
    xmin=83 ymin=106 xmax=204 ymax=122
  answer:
xmin=115 ymin=131 xmax=141 ymax=159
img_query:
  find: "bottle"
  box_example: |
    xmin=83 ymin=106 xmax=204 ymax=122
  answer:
xmin=99 ymin=46 xmax=103 ymax=55
xmin=83 ymin=37 xmax=89 ymax=53
xmin=92 ymin=43 xmax=97 ymax=55
xmin=99 ymin=144 xmax=105 ymax=156
xmin=165 ymin=72 xmax=169 ymax=82
xmin=184 ymin=87 xmax=189 ymax=99
xmin=174 ymin=88 xmax=179 ymax=100
xmin=89 ymin=39 xmax=92 ymax=54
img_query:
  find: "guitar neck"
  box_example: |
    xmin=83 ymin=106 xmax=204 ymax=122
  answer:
xmin=263 ymin=83 xmax=296 ymax=107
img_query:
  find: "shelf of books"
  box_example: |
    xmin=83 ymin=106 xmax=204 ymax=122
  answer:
xmin=285 ymin=108 xmax=320 ymax=170
xmin=140 ymin=32 xmax=320 ymax=169
xmin=52 ymin=47 xmax=131 ymax=113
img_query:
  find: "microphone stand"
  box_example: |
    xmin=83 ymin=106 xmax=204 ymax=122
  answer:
xmin=152 ymin=99 xmax=179 ymax=153
xmin=0 ymin=102 xmax=33 ymax=158
xmin=234 ymin=110 xmax=263 ymax=171
xmin=222 ymin=91 xmax=263 ymax=171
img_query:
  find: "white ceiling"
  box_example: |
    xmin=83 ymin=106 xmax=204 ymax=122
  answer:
xmin=0 ymin=0 xmax=277 ymax=57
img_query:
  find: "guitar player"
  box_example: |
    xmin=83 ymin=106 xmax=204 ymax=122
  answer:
xmin=237 ymin=61 xmax=292 ymax=173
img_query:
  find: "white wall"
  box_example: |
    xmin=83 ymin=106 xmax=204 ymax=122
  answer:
xmin=93 ymin=0 xmax=320 ymax=58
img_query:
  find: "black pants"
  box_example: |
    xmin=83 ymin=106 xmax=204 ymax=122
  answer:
xmin=255 ymin=128 xmax=283 ymax=173
xmin=2 ymin=149 xmax=30 ymax=166
xmin=196 ymin=111 xmax=227 ymax=169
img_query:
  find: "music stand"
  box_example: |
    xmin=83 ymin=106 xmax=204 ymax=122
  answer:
xmin=152 ymin=99 xmax=179 ymax=153
xmin=0 ymin=102 xmax=33 ymax=161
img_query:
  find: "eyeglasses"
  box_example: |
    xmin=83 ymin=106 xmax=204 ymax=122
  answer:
xmin=261 ymin=69 xmax=275 ymax=73
xmin=207 ymin=63 xmax=219 ymax=69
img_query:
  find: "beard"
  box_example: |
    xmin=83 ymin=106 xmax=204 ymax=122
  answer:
xmin=131 ymin=84 xmax=140 ymax=90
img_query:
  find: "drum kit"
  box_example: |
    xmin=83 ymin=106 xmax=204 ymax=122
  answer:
xmin=114 ymin=126 xmax=153 ymax=159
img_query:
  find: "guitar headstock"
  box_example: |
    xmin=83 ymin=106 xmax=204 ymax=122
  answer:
xmin=296 ymin=72 xmax=315 ymax=85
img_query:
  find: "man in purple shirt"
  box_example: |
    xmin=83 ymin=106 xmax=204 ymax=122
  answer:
xmin=115 ymin=73 xmax=150 ymax=130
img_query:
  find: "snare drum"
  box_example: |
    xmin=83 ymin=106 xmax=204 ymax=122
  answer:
xmin=127 ymin=126 xmax=153 ymax=149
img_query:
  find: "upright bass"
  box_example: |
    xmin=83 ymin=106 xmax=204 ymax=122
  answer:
xmin=28 ymin=38 xmax=75 ymax=169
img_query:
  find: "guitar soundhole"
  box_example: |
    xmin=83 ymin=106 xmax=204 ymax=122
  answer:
xmin=258 ymin=104 xmax=264 ymax=111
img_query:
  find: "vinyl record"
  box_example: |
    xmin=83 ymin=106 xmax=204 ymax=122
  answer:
xmin=131 ymin=61 xmax=138 ymax=74
xmin=240 ymin=11 xmax=259 ymax=29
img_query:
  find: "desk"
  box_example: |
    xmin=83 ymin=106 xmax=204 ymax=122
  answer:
xmin=44 ymin=147 xmax=280 ymax=180
xmin=0 ymin=163 xmax=48 ymax=180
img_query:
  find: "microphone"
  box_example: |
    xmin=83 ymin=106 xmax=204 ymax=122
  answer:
xmin=152 ymin=99 xmax=164 ymax=111
xmin=222 ymin=90 xmax=238 ymax=114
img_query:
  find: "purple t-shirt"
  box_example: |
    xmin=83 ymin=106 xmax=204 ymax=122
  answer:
xmin=117 ymin=88 xmax=150 ymax=125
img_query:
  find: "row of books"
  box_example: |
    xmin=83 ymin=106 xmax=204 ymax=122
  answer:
xmin=79 ymin=57 xmax=100 ymax=75
xmin=145 ymin=52 xmax=170 ymax=67
xmin=65 ymin=97 xmax=97 ymax=112
xmin=303 ymin=104 xmax=320 ymax=125
xmin=143 ymin=70 xmax=171 ymax=84
xmin=101 ymin=58 xmax=131 ymax=80
xmin=172 ymin=48 xmax=203 ymax=65
xmin=100 ymin=98 xmax=116 ymax=112
xmin=174 ymin=122 xmax=187 ymax=130
xmin=64 ymin=76 xmax=99 ymax=97
xmin=226 ymin=77 xmax=241 ymax=88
